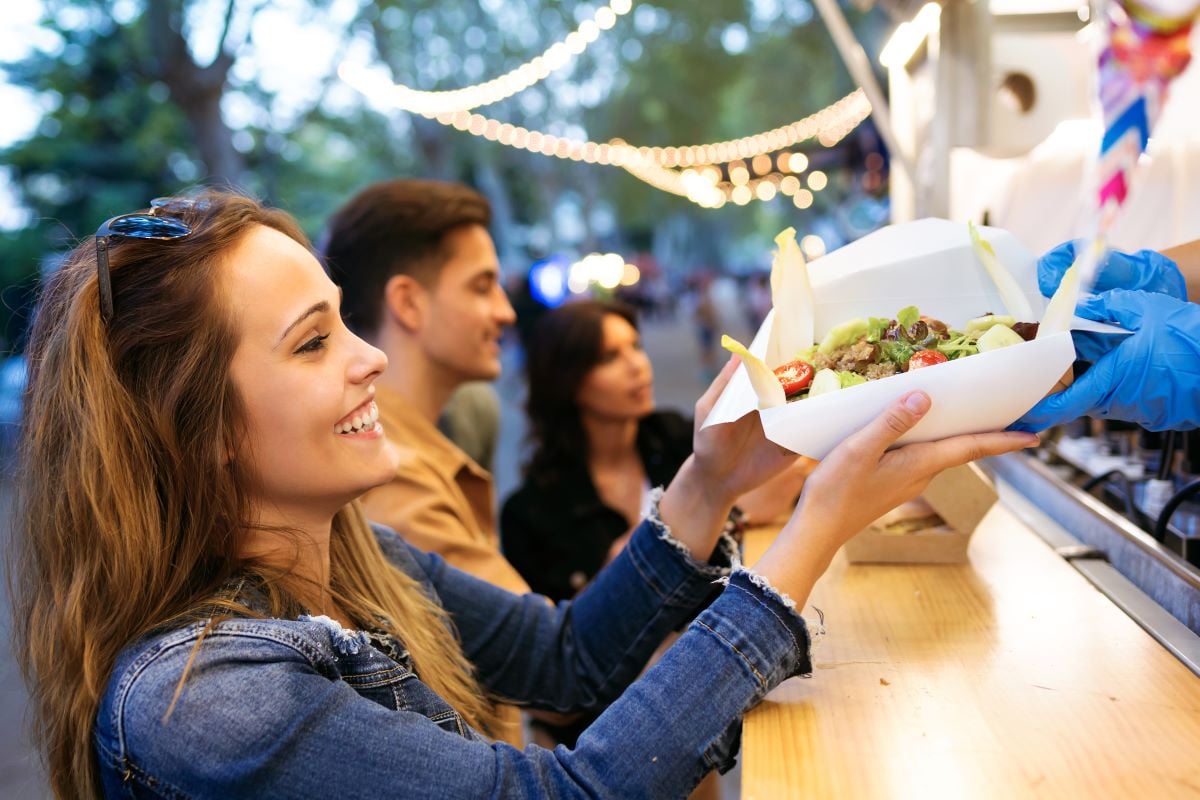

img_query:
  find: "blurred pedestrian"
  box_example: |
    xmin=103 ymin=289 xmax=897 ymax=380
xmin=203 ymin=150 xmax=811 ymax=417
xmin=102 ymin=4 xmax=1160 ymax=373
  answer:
xmin=691 ymin=273 xmax=720 ymax=383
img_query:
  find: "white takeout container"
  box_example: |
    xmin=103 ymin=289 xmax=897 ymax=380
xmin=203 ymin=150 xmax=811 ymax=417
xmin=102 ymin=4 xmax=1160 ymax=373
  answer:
xmin=703 ymin=218 xmax=1122 ymax=459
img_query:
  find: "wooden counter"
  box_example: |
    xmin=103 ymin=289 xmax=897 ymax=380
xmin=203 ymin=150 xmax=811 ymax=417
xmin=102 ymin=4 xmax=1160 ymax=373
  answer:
xmin=740 ymin=501 xmax=1200 ymax=799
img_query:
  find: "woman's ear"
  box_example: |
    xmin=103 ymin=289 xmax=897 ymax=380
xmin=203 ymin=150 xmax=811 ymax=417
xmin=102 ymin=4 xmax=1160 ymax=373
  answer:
xmin=219 ymin=425 xmax=241 ymax=468
xmin=219 ymin=437 xmax=235 ymax=467
xmin=384 ymin=274 xmax=427 ymax=334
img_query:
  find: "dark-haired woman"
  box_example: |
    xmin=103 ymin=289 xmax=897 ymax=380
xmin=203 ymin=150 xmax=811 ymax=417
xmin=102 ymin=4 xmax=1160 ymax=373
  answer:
xmin=502 ymin=300 xmax=810 ymax=605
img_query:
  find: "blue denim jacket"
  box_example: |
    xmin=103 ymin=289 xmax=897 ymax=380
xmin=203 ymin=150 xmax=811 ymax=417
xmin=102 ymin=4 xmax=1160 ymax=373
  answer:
xmin=95 ymin=514 xmax=814 ymax=799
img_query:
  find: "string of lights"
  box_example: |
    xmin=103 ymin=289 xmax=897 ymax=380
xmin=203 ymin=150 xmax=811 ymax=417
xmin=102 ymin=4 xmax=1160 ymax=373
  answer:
xmin=617 ymin=94 xmax=868 ymax=208
xmin=617 ymin=89 xmax=871 ymax=167
xmin=409 ymin=91 xmax=871 ymax=208
xmin=339 ymin=29 xmax=874 ymax=208
xmin=409 ymin=87 xmax=867 ymax=161
xmin=412 ymin=88 xmax=871 ymax=170
xmin=339 ymin=0 xmax=634 ymax=115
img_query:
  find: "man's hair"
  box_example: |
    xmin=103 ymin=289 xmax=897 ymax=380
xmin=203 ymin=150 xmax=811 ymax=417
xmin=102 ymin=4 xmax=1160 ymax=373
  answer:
xmin=321 ymin=179 xmax=492 ymax=337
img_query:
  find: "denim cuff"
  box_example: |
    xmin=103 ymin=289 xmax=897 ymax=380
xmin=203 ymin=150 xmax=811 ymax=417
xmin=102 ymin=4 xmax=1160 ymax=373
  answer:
xmin=698 ymin=569 xmax=815 ymax=692
xmin=644 ymin=486 xmax=741 ymax=575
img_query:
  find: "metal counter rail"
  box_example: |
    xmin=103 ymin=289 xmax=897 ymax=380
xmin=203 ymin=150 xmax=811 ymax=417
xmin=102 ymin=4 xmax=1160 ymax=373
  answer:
xmin=986 ymin=451 xmax=1200 ymax=676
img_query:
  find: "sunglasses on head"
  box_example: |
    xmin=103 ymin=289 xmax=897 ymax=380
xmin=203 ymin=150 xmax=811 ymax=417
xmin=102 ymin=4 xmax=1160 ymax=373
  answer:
xmin=94 ymin=197 xmax=206 ymax=324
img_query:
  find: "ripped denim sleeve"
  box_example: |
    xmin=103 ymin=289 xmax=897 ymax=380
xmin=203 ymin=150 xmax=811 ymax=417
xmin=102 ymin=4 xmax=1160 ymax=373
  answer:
xmin=643 ymin=486 xmax=742 ymax=578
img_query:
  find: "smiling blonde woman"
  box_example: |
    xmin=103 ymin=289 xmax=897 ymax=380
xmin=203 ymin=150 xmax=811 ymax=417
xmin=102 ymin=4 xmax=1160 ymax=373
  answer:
xmin=11 ymin=190 xmax=1037 ymax=799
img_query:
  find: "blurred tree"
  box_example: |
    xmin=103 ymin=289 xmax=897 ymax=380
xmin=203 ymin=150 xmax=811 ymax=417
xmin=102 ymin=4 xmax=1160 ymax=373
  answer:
xmin=145 ymin=0 xmax=245 ymax=183
xmin=0 ymin=0 xmax=409 ymax=346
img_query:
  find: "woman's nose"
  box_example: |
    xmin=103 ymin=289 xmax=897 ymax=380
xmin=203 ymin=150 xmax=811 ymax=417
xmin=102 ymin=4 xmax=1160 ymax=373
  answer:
xmin=627 ymin=350 xmax=649 ymax=374
xmin=350 ymin=336 xmax=388 ymax=383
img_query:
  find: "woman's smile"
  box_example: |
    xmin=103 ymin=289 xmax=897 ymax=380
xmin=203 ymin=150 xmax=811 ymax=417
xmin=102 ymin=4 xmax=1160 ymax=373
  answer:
xmin=334 ymin=399 xmax=381 ymax=436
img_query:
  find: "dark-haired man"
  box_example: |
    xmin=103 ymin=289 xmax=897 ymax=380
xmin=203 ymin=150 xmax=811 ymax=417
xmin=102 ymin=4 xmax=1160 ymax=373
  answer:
xmin=323 ymin=179 xmax=528 ymax=591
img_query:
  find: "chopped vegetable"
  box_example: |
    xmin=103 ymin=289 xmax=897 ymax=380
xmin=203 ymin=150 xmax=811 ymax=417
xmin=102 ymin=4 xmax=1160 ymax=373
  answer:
xmin=866 ymin=317 xmax=891 ymax=342
xmin=896 ymin=305 xmax=920 ymax=329
xmin=965 ymin=314 xmax=1016 ymax=334
xmin=808 ymin=368 xmax=842 ymax=397
xmin=773 ymin=359 xmax=814 ymax=397
xmin=908 ymin=349 xmax=949 ymax=370
xmin=977 ymin=323 xmax=1025 ymax=352
xmin=879 ymin=339 xmax=916 ymax=368
xmin=936 ymin=333 xmax=979 ymax=359
xmin=794 ymin=344 xmax=818 ymax=365
xmin=767 ymin=228 xmax=815 ymax=366
xmin=720 ymin=335 xmax=786 ymax=408
xmin=818 ymin=317 xmax=871 ymax=355
xmin=1039 ymin=238 xmax=1103 ymax=338
xmin=1012 ymin=321 xmax=1040 ymax=341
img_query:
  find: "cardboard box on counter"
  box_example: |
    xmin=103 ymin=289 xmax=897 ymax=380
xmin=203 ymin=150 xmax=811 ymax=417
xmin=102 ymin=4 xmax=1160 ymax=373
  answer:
xmin=842 ymin=462 xmax=999 ymax=564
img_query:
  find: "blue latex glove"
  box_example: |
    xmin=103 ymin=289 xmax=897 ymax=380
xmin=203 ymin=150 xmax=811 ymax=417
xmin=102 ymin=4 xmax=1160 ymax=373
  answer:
xmin=1012 ymin=290 xmax=1200 ymax=432
xmin=1037 ymin=241 xmax=1187 ymax=300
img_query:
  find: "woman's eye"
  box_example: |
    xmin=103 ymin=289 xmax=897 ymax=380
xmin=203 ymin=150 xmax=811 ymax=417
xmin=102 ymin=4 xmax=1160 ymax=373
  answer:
xmin=295 ymin=333 xmax=330 ymax=355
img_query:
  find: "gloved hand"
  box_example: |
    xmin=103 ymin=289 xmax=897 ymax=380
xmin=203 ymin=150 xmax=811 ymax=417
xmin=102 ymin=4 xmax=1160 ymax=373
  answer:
xmin=1012 ymin=289 xmax=1200 ymax=432
xmin=1037 ymin=241 xmax=1188 ymax=300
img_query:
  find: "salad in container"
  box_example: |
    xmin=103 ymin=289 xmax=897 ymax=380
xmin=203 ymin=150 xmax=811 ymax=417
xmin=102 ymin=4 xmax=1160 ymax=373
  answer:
xmin=703 ymin=218 xmax=1121 ymax=459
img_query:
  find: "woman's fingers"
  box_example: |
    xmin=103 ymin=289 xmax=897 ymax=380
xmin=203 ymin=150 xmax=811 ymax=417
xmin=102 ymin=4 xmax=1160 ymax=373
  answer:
xmin=839 ymin=391 xmax=932 ymax=460
xmin=894 ymin=430 xmax=1040 ymax=477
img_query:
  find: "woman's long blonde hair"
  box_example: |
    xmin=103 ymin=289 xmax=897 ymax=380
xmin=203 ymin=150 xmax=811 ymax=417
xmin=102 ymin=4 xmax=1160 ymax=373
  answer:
xmin=10 ymin=191 xmax=496 ymax=798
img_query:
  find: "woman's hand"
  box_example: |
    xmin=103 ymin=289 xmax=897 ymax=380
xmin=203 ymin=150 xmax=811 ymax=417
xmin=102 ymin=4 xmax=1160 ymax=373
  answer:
xmin=754 ymin=392 xmax=1039 ymax=605
xmin=689 ymin=356 xmax=799 ymax=504
xmin=658 ymin=356 xmax=798 ymax=562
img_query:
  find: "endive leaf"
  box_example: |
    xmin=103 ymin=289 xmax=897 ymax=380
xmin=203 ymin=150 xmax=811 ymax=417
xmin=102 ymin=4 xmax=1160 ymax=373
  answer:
xmin=721 ymin=335 xmax=786 ymax=409
xmin=1038 ymin=238 xmax=1102 ymax=338
xmin=767 ymin=227 xmax=815 ymax=368
xmin=968 ymin=221 xmax=1035 ymax=320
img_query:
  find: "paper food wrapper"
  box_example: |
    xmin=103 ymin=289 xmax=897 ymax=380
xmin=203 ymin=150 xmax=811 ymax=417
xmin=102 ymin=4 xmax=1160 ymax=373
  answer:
xmin=703 ymin=218 xmax=1125 ymax=459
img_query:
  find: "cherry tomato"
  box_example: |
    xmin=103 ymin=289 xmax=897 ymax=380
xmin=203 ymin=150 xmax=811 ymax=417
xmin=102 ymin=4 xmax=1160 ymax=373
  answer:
xmin=907 ymin=349 xmax=948 ymax=371
xmin=773 ymin=359 xmax=814 ymax=396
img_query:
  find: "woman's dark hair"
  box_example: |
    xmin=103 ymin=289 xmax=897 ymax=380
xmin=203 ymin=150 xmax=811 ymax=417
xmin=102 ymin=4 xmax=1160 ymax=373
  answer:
xmin=524 ymin=299 xmax=639 ymax=487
